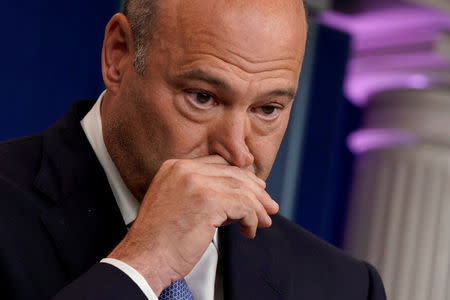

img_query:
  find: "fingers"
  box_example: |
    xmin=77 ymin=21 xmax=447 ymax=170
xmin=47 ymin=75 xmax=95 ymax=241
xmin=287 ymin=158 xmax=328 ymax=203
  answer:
xmin=229 ymin=183 xmax=272 ymax=228
xmin=233 ymin=182 xmax=274 ymax=227
xmin=239 ymin=210 xmax=259 ymax=239
xmin=193 ymin=155 xmax=266 ymax=188
xmin=192 ymin=155 xmax=229 ymax=165
xmin=175 ymin=157 xmax=277 ymax=214
xmin=163 ymin=156 xmax=279 ymax=239
xmin=218 ymin=191 xmax=259 ymax=239
xmin=208 ymin=176 xmax=276 ymax=238
xmin=170 ymin=156 xmax=265 ymax=189
xmin=218 ymin=169 xmax=277 ymax=216
xmin=195 ymin=162 xmax=266 ymax=189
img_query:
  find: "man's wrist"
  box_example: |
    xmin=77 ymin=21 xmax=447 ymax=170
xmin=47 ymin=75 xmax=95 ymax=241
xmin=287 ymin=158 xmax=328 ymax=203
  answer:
xmin=107 ymin=242 xmax=169 ymax=296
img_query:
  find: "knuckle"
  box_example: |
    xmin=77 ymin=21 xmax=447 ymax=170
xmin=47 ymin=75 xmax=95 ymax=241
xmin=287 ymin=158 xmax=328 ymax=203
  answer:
xmin=236 ymin=167 xmax=249 ymax=178
xmin=239 ymin=196 xmax=253 ymax=214
xmin=239 ymin=166 xmax=253 ymax=177
xmin=241 ymin=190 xmax=256 ymax=205
xmin=171 ymin=159 xmax=195 ymax=177
xmin=256 ymin=189 xmax=270 ymax=204
xmin=183 ymin=172 xmax=201 ymax=189
xmin=252 ymin=210 xmax=259 ymax=222
xmin=171 ymin=159 xmax=187 ymax=171
xmin=193 ymin=186 xmax=213 ymax=206
xmin=161 ymin=158 xmax=178 ymax=170
xmin=228 ymin=177 xmax=242 ymax=190
xmin=255 ymin=201 xmax=265 ymax=214
xmin=246 ymin=212 xmax=258 ymax=229
xmin=230 ymin=165 xmax=245 ymax=177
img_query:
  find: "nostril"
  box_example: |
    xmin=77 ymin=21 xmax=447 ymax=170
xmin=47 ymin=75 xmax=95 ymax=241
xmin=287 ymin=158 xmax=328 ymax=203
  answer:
xmin=208 ymin=129 xmax=254 ymax=168
xmin=234 ymin=149 xmax=254 ymax=169
xmin=245 ymin=152 xmax=254 ymax=166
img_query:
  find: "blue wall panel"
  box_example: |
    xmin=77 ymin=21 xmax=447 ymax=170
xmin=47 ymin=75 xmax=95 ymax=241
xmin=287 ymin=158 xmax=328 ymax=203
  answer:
xmin=293 ymin=25 xmax=359 ymax=247
xmin=1 ymin=1 xmax=120 ymax=141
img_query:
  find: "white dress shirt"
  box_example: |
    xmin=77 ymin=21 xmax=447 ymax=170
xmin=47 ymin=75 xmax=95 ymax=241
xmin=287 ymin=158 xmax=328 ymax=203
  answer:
xmin=80 ymin=91 xmax=220 ymax=300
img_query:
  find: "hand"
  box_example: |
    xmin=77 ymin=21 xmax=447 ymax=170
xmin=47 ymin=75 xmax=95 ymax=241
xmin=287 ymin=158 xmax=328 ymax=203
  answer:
xmin=107 ymin=155 xmax=279 ymax=295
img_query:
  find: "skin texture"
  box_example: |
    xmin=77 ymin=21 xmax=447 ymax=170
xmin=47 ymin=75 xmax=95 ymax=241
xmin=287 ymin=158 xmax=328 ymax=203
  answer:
xmin=101 ymin=0 xmax=307 ymax=295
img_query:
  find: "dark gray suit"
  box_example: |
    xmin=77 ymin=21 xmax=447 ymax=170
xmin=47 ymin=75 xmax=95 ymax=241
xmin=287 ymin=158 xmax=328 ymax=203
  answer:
xmin=0 ymin=100 xmax=386 ymax=299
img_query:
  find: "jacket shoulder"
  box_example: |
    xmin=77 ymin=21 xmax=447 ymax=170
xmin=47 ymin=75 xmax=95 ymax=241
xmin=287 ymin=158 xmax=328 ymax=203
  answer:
xmin=0 ymin=100 xmax=94 ymax=191
xmin=0 ymin=134 xmax=44 ymax=189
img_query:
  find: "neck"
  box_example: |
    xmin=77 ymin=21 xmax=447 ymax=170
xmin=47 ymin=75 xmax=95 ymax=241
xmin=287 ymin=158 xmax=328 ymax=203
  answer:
xmin=101 ymin=91 xmax=149 ymax=202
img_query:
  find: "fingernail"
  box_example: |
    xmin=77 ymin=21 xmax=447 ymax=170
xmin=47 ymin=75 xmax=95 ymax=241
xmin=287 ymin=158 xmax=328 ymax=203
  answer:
xmin=270 ymin=200 xmax=279 ymax=213
xmin=273 ymin=200 xmax=279 ymax=210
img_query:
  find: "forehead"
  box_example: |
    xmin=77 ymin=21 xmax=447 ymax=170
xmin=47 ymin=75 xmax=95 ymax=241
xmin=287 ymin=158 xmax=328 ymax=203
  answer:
xmin=152 ymin=0 xmax=307 ymax=78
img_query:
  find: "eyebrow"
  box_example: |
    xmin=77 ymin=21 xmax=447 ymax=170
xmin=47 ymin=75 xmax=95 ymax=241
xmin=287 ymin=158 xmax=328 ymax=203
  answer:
xmin=175 ymin=69 xmax=297 ymax=101
xmin=174 ymin=69 xmax=230 ymax=90
xmin=264 ymin=88 xmax=297 ymax=102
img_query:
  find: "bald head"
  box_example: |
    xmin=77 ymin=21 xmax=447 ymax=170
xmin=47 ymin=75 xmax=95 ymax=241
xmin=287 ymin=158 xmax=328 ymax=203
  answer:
xmin=123 ymin=0 xmax=307 ymax=75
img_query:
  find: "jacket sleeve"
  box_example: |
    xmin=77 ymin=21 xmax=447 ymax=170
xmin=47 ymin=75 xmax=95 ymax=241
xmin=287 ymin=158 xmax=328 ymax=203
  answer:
xmin=52 ymin=263 xmax=148 ymax=300
xmin=364 ymin=262 xmax=387 ymax=300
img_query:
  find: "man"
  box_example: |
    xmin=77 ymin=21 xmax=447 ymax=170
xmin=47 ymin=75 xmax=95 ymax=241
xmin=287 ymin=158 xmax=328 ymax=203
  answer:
xmin=0 ymin=0 xmax=386 ymax=299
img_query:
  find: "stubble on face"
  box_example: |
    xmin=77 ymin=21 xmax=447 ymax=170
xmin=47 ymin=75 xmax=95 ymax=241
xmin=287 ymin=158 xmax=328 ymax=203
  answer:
xmin=103 ymin=0 xmax=307 ymax=201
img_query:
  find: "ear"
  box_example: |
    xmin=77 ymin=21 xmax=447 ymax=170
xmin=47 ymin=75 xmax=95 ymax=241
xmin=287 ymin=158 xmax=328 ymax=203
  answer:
xmin=101 ymin=13 xmax=135 ymax=94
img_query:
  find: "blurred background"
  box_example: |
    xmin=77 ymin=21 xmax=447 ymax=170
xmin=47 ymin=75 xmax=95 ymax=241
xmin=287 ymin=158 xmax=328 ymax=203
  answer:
xmin=1 ymin=0 xmax=449 ymax=299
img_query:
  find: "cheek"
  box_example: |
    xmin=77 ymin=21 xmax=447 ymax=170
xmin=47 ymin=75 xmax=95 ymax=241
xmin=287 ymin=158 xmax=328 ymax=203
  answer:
xmin=154 ymin=103 xmax=210 ymax=158
xmin=250 ymin=134 xmax=284 ymax=179
xmin=165 ymin=121 xmax=210 ymax=158
xmin=139 ymin=76 xmax=211 ymax=159
xmin=250 ymin=119 xmax=289 ymax=179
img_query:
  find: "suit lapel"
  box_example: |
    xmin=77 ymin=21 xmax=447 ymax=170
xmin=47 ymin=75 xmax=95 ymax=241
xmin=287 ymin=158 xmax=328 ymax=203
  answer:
xmin=220 ymin=224 xmax=283 ymax=300
xmin=34 ymin=101 xmax=127 ymax=280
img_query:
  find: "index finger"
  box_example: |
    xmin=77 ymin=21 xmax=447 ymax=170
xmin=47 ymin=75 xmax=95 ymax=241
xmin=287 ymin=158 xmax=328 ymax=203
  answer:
xmin=193 ymin=155 xmax=266 ymax=188
xmin=193 ymin=155 xmax=230 ymax=165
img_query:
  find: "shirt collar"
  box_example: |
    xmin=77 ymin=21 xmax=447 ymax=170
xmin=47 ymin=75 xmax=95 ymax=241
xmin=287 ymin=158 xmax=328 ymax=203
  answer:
xmin=80 ymin=91 xmax=140 ymax=226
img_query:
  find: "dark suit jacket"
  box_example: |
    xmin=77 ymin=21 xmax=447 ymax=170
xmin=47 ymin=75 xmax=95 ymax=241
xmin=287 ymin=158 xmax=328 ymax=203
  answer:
xmin=0 ymin=100 xmax=386 ymax=299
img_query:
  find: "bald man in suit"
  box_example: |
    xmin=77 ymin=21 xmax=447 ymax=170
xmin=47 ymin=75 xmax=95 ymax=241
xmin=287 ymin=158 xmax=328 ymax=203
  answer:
xmin=0 ymin=0 xmax=386 ymax=299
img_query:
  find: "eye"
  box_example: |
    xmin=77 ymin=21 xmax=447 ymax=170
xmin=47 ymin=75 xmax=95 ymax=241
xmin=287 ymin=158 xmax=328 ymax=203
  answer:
xmin=261 ymin=106 xmax=276 ymax=115
xmin=195 ymin=92 xmax=213 ymax=104
xmin=254 ymin=104 xmax=281 ymax=120
xmin=186 ymin=91 xmax=217 ymax=109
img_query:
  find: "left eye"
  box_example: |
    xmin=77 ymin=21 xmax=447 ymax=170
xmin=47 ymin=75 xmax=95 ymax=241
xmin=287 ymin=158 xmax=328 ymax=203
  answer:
xmin=252 ymin=103 xmax=283 ymax=120
xmin=187 ymin=92 xmax=216 ymax=109
xmin=195 ymin=92 xmax=213 ymax=104
xmin=255 ymin=105 xmax=281 ymax=119
xmin=260 ymin=105 xmax=276 ymax=115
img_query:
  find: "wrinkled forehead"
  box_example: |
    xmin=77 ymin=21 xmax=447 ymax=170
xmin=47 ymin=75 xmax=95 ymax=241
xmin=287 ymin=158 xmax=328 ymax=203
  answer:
xmin=152 ymin=0 xmax=307 ymax=73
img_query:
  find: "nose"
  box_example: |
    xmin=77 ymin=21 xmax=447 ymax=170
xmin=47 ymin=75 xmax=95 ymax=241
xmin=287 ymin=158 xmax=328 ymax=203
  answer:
xmin=209 ymin=112 xmax=254 ymax=169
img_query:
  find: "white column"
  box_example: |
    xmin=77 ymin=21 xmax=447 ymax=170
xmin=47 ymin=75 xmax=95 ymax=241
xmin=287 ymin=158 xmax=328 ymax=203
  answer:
xmin=344 ymin=88 xmax=450 ymax=300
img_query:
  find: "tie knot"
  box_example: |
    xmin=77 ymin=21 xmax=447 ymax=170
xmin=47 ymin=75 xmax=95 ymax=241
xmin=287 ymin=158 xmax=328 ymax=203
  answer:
xmin=158 ymin=278 xmax=194 ymax=300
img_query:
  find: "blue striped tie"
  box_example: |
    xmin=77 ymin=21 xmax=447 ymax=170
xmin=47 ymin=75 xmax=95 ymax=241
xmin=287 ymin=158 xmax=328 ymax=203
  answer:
xmin=158 ymin=278 xmax=194 ymax=300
